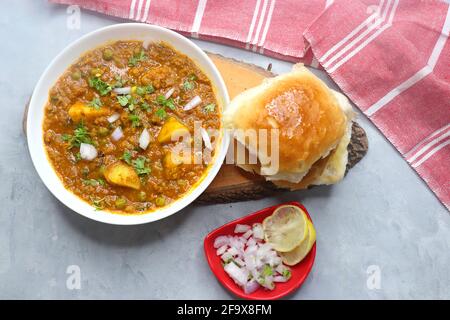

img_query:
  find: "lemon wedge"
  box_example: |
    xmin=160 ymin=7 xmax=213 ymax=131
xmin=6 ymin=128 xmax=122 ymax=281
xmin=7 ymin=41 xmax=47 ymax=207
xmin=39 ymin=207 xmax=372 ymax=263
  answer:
xmin=263 ymin=205 xmax=308 ymax=252
xmin=280 ymin=218 xmax=316 ymax=266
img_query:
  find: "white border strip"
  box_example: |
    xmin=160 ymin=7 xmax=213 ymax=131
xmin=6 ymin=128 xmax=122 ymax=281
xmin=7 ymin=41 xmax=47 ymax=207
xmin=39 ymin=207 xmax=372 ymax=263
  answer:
xmin=140 ymin=0 xmax=151 ymax=22
xmin=412 ymin=139 xmax=450 ymax=167
xmin=191 ymin=0 xmax=208 ymax=38
xmin=245 ymin=0 xmax=262 ymax=50
xmin=258 ymin=0 xmax=276 ymax=54
xmin=129 ymin=0 xmax=137 ymax=19
xmin=405 ymin=124 xmax=450 ymax=158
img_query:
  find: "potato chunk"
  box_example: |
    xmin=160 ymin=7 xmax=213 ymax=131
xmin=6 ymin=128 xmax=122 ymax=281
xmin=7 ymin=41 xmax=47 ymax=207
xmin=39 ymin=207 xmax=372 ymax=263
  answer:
xmin=157 ymin=117 xmax=190 ymax=144
xmin=68 ymin=101 xmax=110 ymax=122
xmin=104 ymin=162 xmax=140 ymax=190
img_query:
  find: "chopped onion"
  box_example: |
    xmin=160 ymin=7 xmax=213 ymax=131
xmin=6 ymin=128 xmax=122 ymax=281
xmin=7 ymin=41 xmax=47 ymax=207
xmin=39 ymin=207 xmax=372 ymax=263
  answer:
xmin=79 ymin=143 xmax=97 ymax=161
xmin=214 ymin=236 xmax=228 ymax=248
xmin=216 ymin=245 xmax=228 ymax=256
xmin=200 ymin=127 xmax=212 ymax=150
xmin=243 ymin=229 xmax=253 ymax=239
xmin=244 ymin=280 xmax=260 ymax=294
xmin=183 ymin=95 xmax=202 ymax=111
xmin=224 ymin=262 xmax=248 ymax=287
xmin=273 ymin=276 xmax=288 ymax=283
xmin=107 ymin=113 xmax=120 ymax=123
xmin=164 ymin=88 xmax=174 ymax=99
xmin=214 ymin=219 xmax=293 ymax=294
xmin=234 ymin=224 xmax=251 ymax=233
xmin=143 ymin=39 xmax=151 ymax=50
xmin=111 ymin=126 xmax=123 ymax=141
xmin=252 ymin=223 xmax=264 ymax=240
xmin=139 ymin=128 xmax=150 ymax=150
xmin=113 ymin=87 xmax=131 ymax=95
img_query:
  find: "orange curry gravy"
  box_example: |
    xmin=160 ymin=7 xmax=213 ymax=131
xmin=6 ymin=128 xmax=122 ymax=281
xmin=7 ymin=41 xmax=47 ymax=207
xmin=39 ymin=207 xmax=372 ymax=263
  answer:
xmin=43 ymin=41 xmax=220 ymax=213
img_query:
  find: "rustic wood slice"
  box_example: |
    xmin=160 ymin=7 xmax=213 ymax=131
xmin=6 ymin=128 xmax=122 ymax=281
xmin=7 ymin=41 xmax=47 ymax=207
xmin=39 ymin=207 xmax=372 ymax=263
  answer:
xmin=23 ymin=53 xmax=368 ymax=205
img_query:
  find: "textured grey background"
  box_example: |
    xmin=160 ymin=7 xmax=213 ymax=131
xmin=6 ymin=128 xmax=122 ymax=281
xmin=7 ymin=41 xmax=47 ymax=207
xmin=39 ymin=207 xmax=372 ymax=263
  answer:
xmin=0 ymin=0 xmax=448 ymax=299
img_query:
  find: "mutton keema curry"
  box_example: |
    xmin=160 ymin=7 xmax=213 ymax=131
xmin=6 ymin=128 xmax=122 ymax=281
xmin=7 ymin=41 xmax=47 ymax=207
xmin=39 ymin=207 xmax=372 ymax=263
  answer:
xmin=43 ymin=41 xmax=220 ymax=213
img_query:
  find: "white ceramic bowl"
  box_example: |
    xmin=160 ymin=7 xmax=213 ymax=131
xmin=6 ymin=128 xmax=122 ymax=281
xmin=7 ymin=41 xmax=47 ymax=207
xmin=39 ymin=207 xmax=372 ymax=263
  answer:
xmin=27 ymin=23 xmax=230 ymax=225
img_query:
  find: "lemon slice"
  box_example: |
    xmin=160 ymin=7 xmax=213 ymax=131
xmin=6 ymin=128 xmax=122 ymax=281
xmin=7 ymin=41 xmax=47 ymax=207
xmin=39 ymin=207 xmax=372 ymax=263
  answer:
xmin=280 ymin=218 xmax=316 ymax=266
xmin=263 ymin=205 xmax=308 ymax=252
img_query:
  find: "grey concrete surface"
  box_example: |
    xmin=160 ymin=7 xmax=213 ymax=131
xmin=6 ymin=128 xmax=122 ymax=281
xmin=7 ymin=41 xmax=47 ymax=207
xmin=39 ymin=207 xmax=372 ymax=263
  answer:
xmin=0 ymin=0 xmax=448 ymax=299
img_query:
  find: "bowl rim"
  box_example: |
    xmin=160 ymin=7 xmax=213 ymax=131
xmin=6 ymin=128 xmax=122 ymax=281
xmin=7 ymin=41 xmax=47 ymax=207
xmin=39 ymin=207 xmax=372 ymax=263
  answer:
xmin=27 ymin=23 xmax=230 ymax=225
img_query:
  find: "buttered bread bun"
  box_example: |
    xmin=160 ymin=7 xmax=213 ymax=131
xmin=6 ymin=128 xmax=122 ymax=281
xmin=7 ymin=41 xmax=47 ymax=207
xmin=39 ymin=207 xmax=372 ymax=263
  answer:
xmin=224 ymin=64 xmax=351 ymax=184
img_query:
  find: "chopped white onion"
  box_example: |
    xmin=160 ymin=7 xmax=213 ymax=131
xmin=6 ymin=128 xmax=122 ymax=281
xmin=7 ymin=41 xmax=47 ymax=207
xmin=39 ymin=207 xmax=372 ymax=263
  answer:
xmin=224 ymin=262 xmax=248 ymax=287
xmin=111 ymin=126 xmax=123 ymax=141
xmin=107 ymin=113 xmax=120 ymax=123
xmin=216 ymin=245 xmax=228 ymax=256
xmin=79 ymin=143 xmax=97 ymax=161
xmin=183 ymin=95 xmax=202 ymax=111
xmin=139 ymin=128 xmax=150 ymax=150
xmin=234 ymin=224 xmax=251 ymax=233
xmin=200 ymin=127 xmax=212 ymax=150
xmin=244 ymin=280 xmax=260 ymax=294
xmin=243 ymin=229 xmax=253 ymax=239
xmin=273 ymin=276 xmax=288 ymax=283
xmin=252 ymin=223 xmax=264 ymax=240
xmin=113 ymin=87 xmax=131 ymax=95
xmin=214 ymin=236 xmax=228 ymax=248
xmin=164 ymin=88 xmax=174 ymax=99
xmin=214 ymin=220 xmax=293 ymax=294
xmin=143 ymin=39 xmax=151 ymax=50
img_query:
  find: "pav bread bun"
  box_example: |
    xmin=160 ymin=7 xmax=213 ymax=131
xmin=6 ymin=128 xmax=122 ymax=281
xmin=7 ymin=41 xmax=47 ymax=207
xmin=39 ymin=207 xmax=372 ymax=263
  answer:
xmin=224 ymin=64 xmax=352 ymax=185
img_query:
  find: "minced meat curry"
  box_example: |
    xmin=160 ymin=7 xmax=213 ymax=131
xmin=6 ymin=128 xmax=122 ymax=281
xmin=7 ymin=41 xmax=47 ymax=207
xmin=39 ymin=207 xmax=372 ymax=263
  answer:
xmin=43 ymin=40 xmax=220 ymax=213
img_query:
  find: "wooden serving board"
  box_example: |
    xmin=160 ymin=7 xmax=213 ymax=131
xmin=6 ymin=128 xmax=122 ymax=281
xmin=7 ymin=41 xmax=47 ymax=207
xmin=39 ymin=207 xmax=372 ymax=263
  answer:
xmin=23 ymin=53 xmax=368 ymax=204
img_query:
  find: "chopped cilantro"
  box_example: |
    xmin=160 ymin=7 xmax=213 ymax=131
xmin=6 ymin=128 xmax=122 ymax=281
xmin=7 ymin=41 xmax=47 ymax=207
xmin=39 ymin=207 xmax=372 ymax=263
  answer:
xmin=128 ymin=50 xmax=147 ymax=67
xmin=62 ymin=122 xmax=92 ymax=149
xmin=132 ymin=156 xmax=151 ymax=176
xmin=136 ymin=85 xmax=155 ymax=96
xmin=113 ymin=75 xmax=126 ymax=88
xmin=88 ymin=77 xmax=111 ymax=96
xmin=128 ymin=113 xmax=141 ymax=127
xmin=155 ymin=108 xmax=167 ymax=119
xmin=117 ymin=95 xmax=130 ymax=107
xmin=121 ymin=150 xmax=132 ymax=165
xmin=156 ymin=95 xmax=175 ymax=110
xmin=183 ymin=80 xmax=194 ymax=91
xmin=90 ymin=196 xmax=105 ymax=211
xmin=88 ymin=96 xmax=102 ymax=110
xmin=263 ymin=265 xmax=273 ymax=277
xmin=140 ymin=102 xmax=151 ymax=112
xmin=282 ymin=269 xmax=291 ymax=279
xmin=203 ymin=103 xmax=215 ymax=113
xmin=82 ymin=178 xmax=105 ymax=187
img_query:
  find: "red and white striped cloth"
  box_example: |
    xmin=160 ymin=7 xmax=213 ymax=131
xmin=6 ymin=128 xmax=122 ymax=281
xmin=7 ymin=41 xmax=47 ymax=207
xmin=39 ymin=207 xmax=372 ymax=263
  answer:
xmin=50 ymin=0 xmax=450 ymax=210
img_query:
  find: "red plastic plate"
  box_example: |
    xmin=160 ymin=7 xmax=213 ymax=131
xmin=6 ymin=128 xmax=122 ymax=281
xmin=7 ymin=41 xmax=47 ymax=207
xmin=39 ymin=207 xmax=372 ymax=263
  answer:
xmin=204 ymin=201 xmax=316 ymax=300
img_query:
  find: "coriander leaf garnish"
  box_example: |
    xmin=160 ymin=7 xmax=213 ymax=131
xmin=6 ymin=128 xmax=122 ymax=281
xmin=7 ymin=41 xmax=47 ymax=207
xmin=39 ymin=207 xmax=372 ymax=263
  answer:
xmin=117 ymin=95 xmax=130 ymax=107
xmin=128 ymin=50 xmax=147 ymax=67
xmin=132 ymin=156 xmax=151 ymax=176
xmin=141 ymin=102 xmax=151 ymax=112
xmin=113 ymin=75 xmax=126 ymax=88
xmin=183 ymin=80 xmax=194 ymax=91
xmin=88 ymin=97 xmax=102 ymax=110
xmin=88 ymin=76 xmax=112 ymax=96
xmin=82 ymin=178 xmax=106 ymax=187
xmin=62 ymin=122 xmax=92 ymax=149
xmin=128 ymin=113 xmax=141 ymax=127
xmin=203 ymin=103 xmax=215 ymax=113
xmin=90 ymin=196 xmax=105 ymax=211
xmin=156 ymin=95 xmax=175 ymax=110
xmin=136 ymin=85 xmax=154 ymax=96
xmin=121 ymin=150 xmax=132 ymax=165
xmin=155 ymin=108 xmax=167 ymax=119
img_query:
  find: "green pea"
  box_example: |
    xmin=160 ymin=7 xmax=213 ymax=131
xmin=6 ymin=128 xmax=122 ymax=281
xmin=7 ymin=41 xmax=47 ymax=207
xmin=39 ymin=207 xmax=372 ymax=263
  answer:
xmin=115 ymin=197 xmax=127 ymax=209
xmin=138 ymin=191 xmax=146 ymax=201
xmin=71 ymin=70 xmax=81 ymax=80
xmin=103 ymin=48 xmax=114 ymax=61
xmin=98 ymin=127 xmax=109 ymax=137
xmin=155 ymin=196 xmax=165 ymax=207
xmin=90 ymin=68 xmax=102 ymax=76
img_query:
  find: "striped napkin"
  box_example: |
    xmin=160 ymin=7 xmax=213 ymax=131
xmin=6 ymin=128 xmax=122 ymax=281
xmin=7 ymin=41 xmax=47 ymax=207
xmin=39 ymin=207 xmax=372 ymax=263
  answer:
xmin=49 ymin=0 xmax=450 ymax=210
